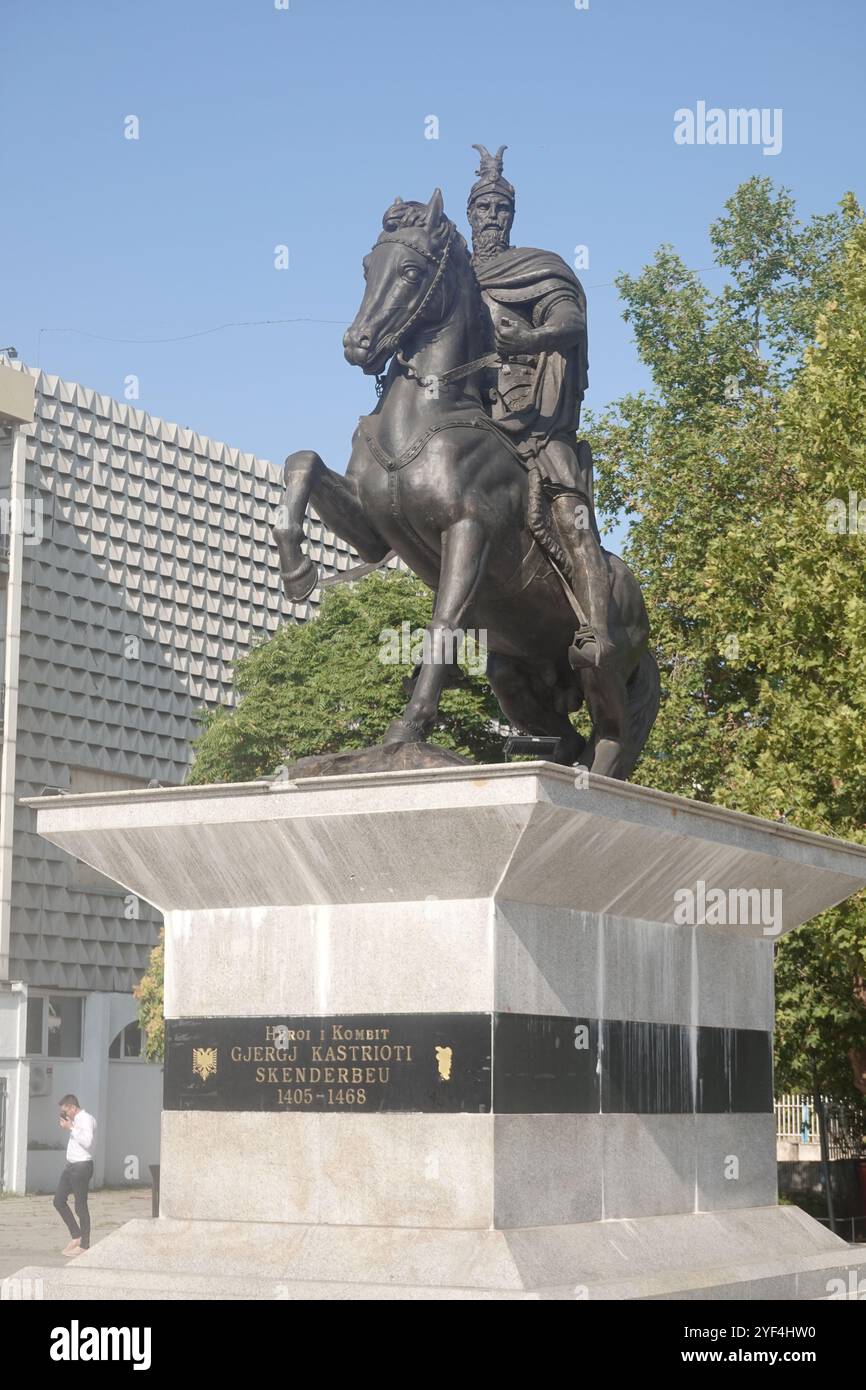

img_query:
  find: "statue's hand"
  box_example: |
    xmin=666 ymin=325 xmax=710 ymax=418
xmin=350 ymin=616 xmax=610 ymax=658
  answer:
xmin=495 ymin=317 xmax=537 ymax=356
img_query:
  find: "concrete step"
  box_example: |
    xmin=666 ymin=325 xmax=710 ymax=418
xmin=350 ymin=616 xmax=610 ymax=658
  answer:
xmin=6 ymin=1248 xmax=865 ymax=1301
xmin=5 ymin=1205 xmax=865 ymax=1300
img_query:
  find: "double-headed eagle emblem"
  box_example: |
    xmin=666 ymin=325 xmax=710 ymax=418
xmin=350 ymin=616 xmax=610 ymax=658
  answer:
xmin=192 ymin=1046 xmax=218 ymax=1082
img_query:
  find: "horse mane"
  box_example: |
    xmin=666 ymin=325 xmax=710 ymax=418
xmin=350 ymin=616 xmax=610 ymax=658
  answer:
xmin=378 ymin=199 xmax=468 ymax=264
xmin=378 ymin=200 xmax=484 ymax=344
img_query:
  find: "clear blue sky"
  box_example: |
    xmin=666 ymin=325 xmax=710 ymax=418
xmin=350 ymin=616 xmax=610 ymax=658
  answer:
xmin=3 ymin=0 xmax=864 ymax=538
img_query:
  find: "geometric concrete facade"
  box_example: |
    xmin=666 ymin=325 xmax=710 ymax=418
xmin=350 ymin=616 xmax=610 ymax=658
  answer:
xmin=6 ymin=366 xmax=359 ymax=993
xmin=0 ymin=363 xmax=361 ymax=1191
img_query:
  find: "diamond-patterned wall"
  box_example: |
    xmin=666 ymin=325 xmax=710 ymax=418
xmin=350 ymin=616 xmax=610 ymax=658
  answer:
xmin=4 ymin=369 xmax=361 ymax=992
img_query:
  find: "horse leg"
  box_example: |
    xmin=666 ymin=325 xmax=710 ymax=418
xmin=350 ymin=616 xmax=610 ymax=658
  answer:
xmin=273 ymin=449 xmax=389 ymax=600
xmin=487 ymin=653 xmax=586 ymax=766
xmin=580 ymin=667 xmax=631 ymax=778
xmin=384 ymin=518 xmax=490 ymax=745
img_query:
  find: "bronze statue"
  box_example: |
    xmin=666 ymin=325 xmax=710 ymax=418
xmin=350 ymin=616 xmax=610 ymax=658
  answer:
xmin=467 ymin=145 xmax=613 ymax=669
xmin=273 ymin=155 xmax=659 ymax=779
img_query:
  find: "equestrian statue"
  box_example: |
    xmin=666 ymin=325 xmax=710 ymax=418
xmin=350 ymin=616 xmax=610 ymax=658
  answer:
xmin=273 ymin=146 xmax=659 ymax=779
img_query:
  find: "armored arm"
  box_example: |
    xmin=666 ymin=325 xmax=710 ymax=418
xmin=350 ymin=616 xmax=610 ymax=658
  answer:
xmin=495 ymin=289 xmax=586 ymax=358
xmin=531 ymin=294 xmax=585 ymax=352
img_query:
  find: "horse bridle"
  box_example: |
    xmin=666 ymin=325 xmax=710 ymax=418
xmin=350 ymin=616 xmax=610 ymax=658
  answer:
xmin=368 ymin=221 xmax=522 ymax=397
xmin=369 ymin=222 xmax=457 ymax=392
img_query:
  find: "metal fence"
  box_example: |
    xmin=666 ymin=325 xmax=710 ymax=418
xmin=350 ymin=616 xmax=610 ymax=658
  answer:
xmin=776 ymin=1092 xmax=866 ymax=1159
xmin=776 ymin=1093 xmax=821 ymax=1145
xmin=815 ymin=1214 xmax=866 ymax=1244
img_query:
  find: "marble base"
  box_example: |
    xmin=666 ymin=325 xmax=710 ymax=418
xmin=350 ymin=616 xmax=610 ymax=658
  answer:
xmin=11 ymin=1207 xmax=866 ymax=1301
xmin=11 ymin=763 xmax=866 ymax=1300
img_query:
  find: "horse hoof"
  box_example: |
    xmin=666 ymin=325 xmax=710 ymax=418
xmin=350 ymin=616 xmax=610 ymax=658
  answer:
xmin=383 ymin=716 xmax=428 ymax=746
xmin=281 ymin=559 xmax=319 ymax=601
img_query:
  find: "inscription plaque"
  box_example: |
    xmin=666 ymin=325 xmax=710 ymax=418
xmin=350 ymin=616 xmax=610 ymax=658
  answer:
xmin=164 ymin=1014 xmax=773 ymax=1115
xmin=165 ymin=1014 xmax=492 ymax=1113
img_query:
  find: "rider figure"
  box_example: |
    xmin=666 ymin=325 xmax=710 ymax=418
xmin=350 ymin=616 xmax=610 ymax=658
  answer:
xmin=467 ymin=144 xmax=615 ymax=669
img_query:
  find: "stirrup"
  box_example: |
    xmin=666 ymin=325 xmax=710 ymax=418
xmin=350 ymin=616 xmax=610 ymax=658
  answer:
xmin=568 ymin=624 xmax=614 ymax=671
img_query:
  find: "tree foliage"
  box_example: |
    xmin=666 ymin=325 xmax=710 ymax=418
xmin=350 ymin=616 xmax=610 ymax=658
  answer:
xmin=134 ymin=928 xmax=165 ymax=1064
xmin=139 ymin=182 xmax=866 ymax=1098
xmin=586 ymin=179 xmax=866 ymax=1100
xmin=187 ymin=568 xmax=504 ymax=782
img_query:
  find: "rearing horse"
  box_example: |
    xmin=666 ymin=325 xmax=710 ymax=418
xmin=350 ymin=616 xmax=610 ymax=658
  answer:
xmin=273 ymin=189 xmax=659 ymax=778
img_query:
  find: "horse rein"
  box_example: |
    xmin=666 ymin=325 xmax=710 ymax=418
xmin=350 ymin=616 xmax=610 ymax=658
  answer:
xmin=368 ymin=220 xmax=531 ymax=396
xmin=370 ymin=222 xmax=457 ymax=386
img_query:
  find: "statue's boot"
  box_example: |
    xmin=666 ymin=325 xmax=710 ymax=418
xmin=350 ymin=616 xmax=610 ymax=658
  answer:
xmin=547 ymin=494 xmax=617 ymax=671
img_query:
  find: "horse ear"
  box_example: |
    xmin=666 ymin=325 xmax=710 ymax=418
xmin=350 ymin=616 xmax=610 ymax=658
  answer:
xmin=424 ymin=188 xmax=444 ymax=226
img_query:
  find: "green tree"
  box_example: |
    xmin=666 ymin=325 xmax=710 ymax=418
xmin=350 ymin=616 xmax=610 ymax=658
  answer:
xmin=587 ymin=181 xmax=866 ymax=1101
xmin=187 ymin=569 xmax=504 ymax=783
xmin=138 ymin=570 xmax=504 ymax=1057
xmin=134 ymin=929 xmax=165 ymax=1063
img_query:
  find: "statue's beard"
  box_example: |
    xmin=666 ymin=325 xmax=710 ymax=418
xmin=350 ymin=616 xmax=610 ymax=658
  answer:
xmin=472 ymin=226 xmax=509 ymax=261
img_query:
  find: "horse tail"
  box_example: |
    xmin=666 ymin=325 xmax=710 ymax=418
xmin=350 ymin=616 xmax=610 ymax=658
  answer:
xmin=621 ymin=649 xmax=661 ymax=778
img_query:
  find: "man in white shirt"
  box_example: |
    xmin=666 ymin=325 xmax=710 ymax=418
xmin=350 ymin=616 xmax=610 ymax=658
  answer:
xmin=53 ymin=1093 xmax=97 ymax=1256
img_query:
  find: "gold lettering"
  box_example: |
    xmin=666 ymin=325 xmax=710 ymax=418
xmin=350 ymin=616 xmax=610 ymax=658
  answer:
xmin=331 ymin=1025 xmax=391 ymax=1042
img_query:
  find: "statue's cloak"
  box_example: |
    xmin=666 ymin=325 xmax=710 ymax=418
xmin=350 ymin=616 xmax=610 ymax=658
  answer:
xmin=474 ymin=247 xmax=588 ymax=451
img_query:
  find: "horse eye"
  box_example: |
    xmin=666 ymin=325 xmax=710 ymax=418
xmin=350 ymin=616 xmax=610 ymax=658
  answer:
xmin=403 ymin=265 xmax=421 ymax=282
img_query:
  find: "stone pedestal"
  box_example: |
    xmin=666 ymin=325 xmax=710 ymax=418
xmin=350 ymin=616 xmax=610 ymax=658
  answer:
xmin=11 ymin=764 xmax=866 ymax=1299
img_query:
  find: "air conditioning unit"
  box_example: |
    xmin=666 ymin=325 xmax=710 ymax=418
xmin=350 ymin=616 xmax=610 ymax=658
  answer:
xmin=29 ymin=1064 xmax=53 ymax=1098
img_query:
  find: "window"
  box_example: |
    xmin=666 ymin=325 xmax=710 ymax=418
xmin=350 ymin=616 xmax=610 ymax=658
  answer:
xmin=47 ymin=996 xmax=82 ymax=1058
xmin=108 ymin=1021 xmax=144 ymax=1060
xmin=26 ymin=994 xmax=83 ymax=1058
xmin=26 ymin=996 xmax=43 ymax=1055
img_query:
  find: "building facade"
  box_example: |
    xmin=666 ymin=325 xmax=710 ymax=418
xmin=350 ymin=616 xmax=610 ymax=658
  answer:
xmin=0 ymin=363 xmax=358 ymax=1192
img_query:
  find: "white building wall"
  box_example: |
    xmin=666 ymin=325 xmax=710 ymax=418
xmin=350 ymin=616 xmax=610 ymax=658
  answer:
xmin=0 ymin=983 xmax=28 ymax=1192
xmin=105 ymin=1059 xmax=163 ymax=1188
xmin=23 ymin=990 xmax=161 ymax=1192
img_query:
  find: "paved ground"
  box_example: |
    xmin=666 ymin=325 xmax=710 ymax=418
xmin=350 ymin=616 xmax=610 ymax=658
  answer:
xmin=0 ymin=1188 xmax=151 ymax=1279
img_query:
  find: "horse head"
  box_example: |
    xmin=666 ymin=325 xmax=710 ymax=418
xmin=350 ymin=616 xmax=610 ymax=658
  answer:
xmin=343 ymin=188 xmax=467 ymax=375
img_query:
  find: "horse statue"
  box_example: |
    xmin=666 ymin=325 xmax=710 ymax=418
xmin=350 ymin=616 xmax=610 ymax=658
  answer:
xmin=273 ymin=188 xmax=659 ymax=779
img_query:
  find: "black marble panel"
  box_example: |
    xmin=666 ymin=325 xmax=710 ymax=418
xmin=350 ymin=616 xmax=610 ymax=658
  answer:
xmin=493 ymin=1013 xmax=599 ymax=1113
xmin=601 ymin=1020 xmax=694 ymax=1114
xmin=164 ymin=1014 xmax=492 ymax=1113
xmin=164 ymin=1014 xmax=773 ymax=1115
xmin=696 ymin=1027 xmax=774 ymax=1114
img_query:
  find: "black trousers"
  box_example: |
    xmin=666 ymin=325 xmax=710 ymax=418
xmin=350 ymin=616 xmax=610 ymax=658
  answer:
xmin=53 ymin=1160 xmax=93 ymax=1248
